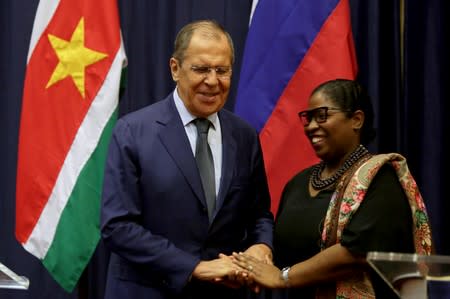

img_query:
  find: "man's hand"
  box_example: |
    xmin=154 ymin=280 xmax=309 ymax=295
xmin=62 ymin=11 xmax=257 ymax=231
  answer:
xmin=191 ymin=256 xmax=242 ymax=288
xmin=244 ymin=243 xmax=273 ymax=265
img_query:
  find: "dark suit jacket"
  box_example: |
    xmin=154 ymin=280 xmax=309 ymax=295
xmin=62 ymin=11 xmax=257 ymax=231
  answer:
xmin=101 ymin=94 xmax=274 ymax=299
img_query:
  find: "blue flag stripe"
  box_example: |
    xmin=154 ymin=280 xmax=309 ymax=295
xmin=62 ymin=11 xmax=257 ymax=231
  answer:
xmin=235 ymin=0 xmax=340 ymax=131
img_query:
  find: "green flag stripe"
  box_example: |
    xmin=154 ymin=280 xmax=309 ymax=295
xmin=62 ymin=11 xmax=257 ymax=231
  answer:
xmin=42 ymin=109 xmax=117 ymax=292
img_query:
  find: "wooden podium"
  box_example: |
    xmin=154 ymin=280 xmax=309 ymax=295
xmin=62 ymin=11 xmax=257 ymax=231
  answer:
xmin=367 ymin=252 xmax=450 ymax=298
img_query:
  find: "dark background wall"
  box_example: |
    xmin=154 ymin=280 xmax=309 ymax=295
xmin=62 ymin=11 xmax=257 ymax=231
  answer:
xmin=1 ymin=0 xmax=448 ymax=298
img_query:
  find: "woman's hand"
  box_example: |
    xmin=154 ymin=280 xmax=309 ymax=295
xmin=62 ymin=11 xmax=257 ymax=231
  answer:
xmin=232 ymin=252 xmax=285 ymax=289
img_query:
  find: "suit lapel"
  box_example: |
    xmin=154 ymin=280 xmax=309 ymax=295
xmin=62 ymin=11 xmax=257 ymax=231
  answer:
xmin=156 ymin=96 xmax=206 ymax=208
xmin=215 ymin=112 xmax=237 ymax=214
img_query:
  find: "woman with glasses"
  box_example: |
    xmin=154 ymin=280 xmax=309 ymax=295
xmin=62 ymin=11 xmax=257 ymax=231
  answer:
xmin=232 ymin=79 xmax=432 ymax=298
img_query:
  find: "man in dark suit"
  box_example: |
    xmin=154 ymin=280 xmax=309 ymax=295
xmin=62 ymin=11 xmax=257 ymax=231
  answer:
xmin=101 ymin=20 xmax=274 ymax=299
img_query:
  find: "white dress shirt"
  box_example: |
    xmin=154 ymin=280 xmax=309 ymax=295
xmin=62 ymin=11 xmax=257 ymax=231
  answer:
xmin=173 ymin=88 xmax=222 ymax=196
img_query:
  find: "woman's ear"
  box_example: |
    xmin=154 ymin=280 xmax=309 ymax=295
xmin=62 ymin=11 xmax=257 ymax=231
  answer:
xmin=352 ymin=110 xmax=364 ymax=130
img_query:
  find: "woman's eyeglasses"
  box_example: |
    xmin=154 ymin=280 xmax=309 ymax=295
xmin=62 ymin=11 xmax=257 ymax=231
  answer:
xmin=298 ymin=106 xmax=350 ymax=126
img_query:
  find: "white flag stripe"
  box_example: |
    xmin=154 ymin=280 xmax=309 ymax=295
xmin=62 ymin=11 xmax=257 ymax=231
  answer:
xmin=27 ymin=0 xmax=60 ymax=62
xmin=23 ymin=45 xmax=126 ymax=258
xmin=249 ymin=0 xmax=260 ymax=26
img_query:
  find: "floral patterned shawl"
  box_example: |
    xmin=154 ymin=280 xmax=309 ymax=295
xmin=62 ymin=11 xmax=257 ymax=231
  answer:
xmin=319 ymin=153 xmax=433 ymax=298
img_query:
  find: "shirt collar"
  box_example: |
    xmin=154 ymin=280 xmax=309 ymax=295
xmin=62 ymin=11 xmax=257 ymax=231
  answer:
xmin=173 ymin=88 xmax=218 ymax=130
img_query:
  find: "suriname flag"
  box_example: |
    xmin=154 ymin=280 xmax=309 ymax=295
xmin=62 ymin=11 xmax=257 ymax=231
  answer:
xmin=15 ymin=0 xmax=126 ymax=292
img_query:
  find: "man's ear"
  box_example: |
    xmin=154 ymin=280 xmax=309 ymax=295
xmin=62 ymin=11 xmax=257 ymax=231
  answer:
xmin=352 ymin=110 xmax=364 ymax=130
xmin=169 ymin=57 xmax=179 ymax=82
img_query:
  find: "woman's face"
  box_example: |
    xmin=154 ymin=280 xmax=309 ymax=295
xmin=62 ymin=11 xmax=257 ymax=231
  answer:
xmin=303 ymin=91 xmax=362 ymax=164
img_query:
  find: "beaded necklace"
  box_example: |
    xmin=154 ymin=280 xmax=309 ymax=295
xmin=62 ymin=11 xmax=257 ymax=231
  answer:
xmin=310 ymin=144 xmax=370 ymax=190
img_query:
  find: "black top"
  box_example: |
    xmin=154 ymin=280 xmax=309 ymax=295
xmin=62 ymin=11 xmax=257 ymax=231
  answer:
xmin=273 ymin=164 xmax=414 ymax=298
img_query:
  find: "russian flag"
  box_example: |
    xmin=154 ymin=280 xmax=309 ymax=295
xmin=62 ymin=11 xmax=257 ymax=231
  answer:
xmin=235 ymin=0 xmax=357 ymax=215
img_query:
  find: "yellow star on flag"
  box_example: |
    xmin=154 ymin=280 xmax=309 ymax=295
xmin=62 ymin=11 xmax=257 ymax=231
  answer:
xmin=46 ymin=17 xmax=108 ymax=98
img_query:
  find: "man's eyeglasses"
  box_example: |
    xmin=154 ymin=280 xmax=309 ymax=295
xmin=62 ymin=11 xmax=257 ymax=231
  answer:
xmin=298 ymin=106 xmax=350 ymax=126
xmin=190 ymin=65 xmax=232 ymax=79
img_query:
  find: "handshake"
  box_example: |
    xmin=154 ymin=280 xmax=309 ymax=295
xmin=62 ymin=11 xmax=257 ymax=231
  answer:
xmin=191 ymin=243 xmax=284 ymax=293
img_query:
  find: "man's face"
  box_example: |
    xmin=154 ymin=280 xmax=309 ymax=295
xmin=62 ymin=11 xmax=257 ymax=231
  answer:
xmin=170 ymin=31 xmax=232 ymax=118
